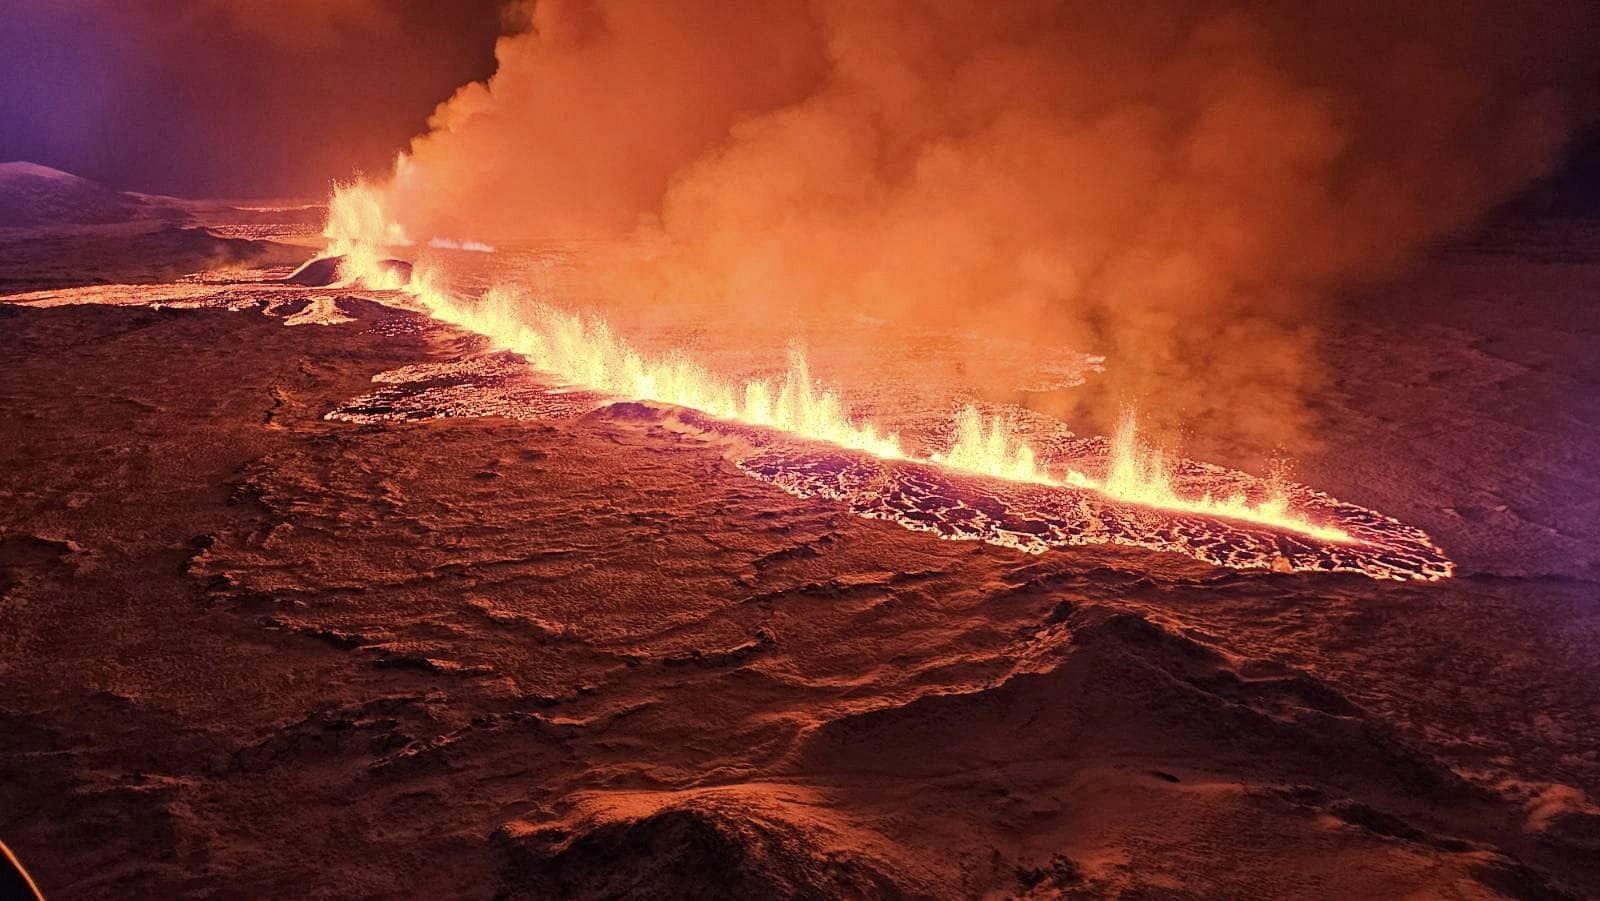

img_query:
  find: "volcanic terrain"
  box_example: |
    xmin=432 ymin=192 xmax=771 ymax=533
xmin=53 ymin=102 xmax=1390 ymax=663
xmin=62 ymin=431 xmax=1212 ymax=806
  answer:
xmin=0 ymin=177 xmax=1598 ymax=899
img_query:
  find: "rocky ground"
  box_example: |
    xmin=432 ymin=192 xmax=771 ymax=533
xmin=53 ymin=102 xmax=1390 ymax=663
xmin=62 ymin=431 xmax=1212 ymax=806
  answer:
xmin=0 ymin=210 xmax=1598 ymax=898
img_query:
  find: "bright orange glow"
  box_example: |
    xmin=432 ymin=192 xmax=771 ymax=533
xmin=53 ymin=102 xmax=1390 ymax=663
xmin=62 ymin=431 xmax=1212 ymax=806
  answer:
xmin=426 ymin=281 xmax=907 ymax=460
xmin=934 ymin=405 xmax=1349 ymax=542
xmin=326 ymin=179 xmax=1353 ymax=545
xmin=325 ymin=174 xmax=412 ymax=290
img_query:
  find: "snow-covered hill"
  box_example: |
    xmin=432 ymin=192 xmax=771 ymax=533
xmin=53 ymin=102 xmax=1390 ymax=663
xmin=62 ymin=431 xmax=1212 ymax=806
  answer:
xmin=0 ymin=161 xmax=181 ymax=227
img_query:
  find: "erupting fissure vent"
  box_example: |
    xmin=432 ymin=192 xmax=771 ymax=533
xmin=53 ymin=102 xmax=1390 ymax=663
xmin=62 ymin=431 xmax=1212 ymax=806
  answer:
xmin=318 ymin=180 xmax=1453 ymax=580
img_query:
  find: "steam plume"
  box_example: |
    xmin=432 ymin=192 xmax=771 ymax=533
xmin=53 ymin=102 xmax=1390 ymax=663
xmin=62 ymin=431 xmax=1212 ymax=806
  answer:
xmin=367 ymin=0 xmax=1600 ymax=454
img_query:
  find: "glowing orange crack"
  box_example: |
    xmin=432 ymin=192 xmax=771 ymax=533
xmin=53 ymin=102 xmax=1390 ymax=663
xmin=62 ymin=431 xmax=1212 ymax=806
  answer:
xmin=338 ymin=265 xmax=1355 ymax=545
xmin=323 ymin=178 xmax=1352 ymax=545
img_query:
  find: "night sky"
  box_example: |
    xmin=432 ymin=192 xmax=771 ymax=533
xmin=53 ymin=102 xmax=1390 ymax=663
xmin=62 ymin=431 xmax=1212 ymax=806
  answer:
xmin=4 ymin=0 xmax=1598 ymax=207
xmin=0 ymin=0 xmax=505 ymax=198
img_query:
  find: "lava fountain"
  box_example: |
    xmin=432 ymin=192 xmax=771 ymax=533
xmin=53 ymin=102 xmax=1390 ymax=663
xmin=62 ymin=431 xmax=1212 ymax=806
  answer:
xmin=319 ymin=180 xmax=1451 ymax=580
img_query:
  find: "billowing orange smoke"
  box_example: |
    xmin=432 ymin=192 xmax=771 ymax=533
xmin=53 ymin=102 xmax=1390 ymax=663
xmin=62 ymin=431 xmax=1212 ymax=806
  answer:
xmin=319 ymin=1 xmax=1597 ymax=555
xmin=352 ymin=0 xmax=1598 ymax=454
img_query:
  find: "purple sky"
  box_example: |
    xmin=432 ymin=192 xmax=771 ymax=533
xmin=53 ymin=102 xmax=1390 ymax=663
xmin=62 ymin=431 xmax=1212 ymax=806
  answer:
xmin=3 ymin=0 xmax=1598 ymax=209
xmin=0 ymin=0 xmax=504 ymax=198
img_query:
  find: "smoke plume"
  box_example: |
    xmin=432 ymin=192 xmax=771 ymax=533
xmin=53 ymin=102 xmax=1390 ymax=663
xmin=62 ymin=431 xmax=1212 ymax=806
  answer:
xmin=372 ymin=0 xmax=1600 ymax=454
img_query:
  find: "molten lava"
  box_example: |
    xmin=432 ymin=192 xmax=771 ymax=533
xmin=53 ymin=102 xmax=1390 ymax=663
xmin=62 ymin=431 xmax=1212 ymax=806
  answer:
xmin=423 ymin=285 xmax=906 ymax=461
xmin=938 ymin=407 xmax=1351 ymax=543
xmin=323 ymin=174 xmax=413 ymax=291
xmin=321 ymin=179 xmax=1370 ymax=550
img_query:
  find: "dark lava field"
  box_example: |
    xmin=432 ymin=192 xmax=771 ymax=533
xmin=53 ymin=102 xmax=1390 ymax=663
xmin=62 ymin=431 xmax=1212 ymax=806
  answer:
xmin=2 ymin=209 xmax=1599 ymax=898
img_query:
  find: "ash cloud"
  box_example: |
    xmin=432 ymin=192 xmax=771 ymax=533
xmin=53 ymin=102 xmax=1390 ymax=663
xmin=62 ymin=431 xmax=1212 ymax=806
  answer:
xmin=381 ymin=0 xmax=1599 ymax=454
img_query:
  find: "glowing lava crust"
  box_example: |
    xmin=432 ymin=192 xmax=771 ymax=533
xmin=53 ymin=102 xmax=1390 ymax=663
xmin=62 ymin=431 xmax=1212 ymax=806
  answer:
xmin=317 ymin=181 xmax=1451 ymax=580
xmin=310 ymin=263 xmax=1451 ymax=581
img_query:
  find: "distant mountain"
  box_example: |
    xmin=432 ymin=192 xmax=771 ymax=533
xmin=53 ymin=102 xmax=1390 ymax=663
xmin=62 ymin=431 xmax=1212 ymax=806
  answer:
xmin=0 ymin=162 xmax=183 ymax=228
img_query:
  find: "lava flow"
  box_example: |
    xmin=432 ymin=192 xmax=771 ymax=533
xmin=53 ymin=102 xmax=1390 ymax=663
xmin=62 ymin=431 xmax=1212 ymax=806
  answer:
xmin=321 ymin=181 xmax=1449 ymax=579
